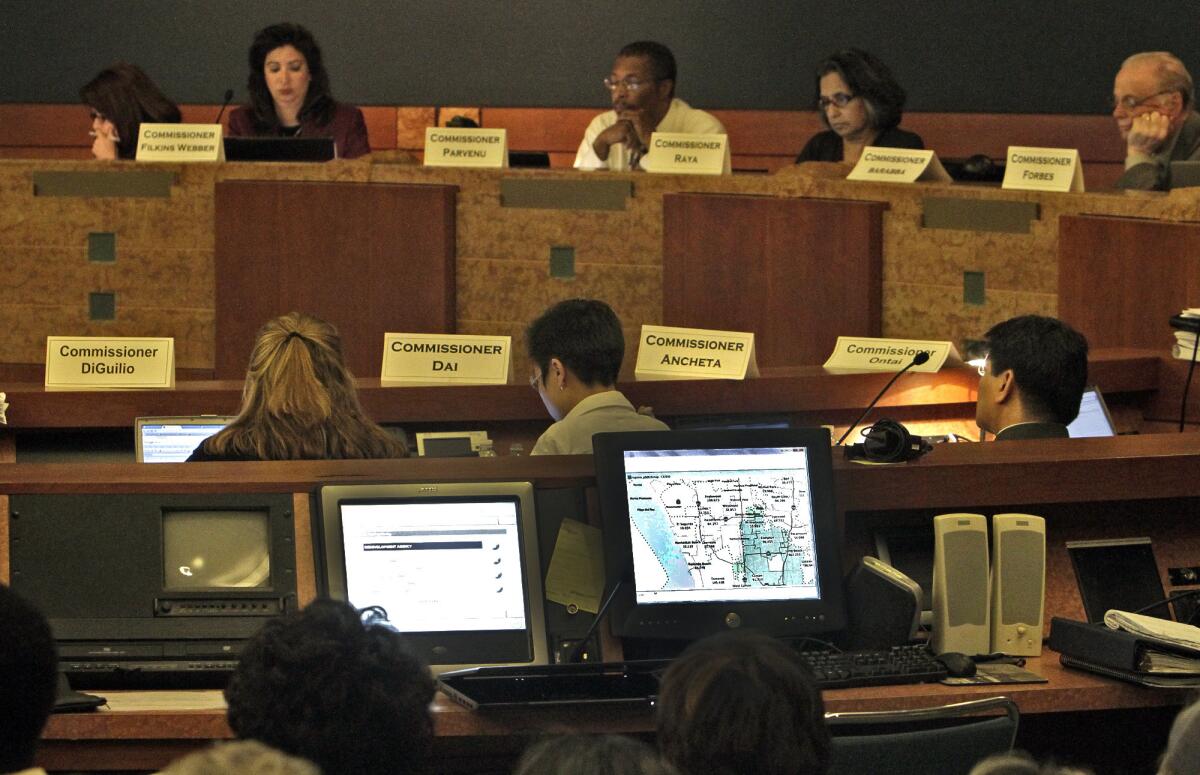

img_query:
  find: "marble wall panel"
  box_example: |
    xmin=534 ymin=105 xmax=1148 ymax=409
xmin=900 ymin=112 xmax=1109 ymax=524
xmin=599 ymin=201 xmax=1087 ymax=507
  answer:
xmin=883 ymin=281 xmax=1056 ymax=344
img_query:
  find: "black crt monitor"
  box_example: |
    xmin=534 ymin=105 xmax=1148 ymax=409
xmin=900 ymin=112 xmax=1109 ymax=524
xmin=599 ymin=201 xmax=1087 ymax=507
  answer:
xmin=223 ymin=137 xmax=336 ymax=162
xmin=593 ymin=428 xmax=846 ymax=641
xmin=316 ymin=482 xmax=549 ymax=672
xmin=1067 ymin=387 xmax=1117 ymax=438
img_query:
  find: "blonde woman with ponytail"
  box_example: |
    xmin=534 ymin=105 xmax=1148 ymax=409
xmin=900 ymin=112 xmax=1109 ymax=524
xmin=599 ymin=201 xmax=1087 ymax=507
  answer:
xmin=187 ymin=312 xmax=407 ymax=461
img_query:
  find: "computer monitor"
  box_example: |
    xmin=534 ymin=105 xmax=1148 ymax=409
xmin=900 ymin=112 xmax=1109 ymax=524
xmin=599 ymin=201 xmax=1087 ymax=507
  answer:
xmin=1067 ymin=387 xmax=1116 ymax=438
xmin=592 ymin=428 xmax=846 ymax=641
xmin=223 ymin=137 xmax=336 ymax=162
xmin=136 ymin=416 xmax=233 ymax=463
xmin=316 ymin=482 xmax=549 ymax=672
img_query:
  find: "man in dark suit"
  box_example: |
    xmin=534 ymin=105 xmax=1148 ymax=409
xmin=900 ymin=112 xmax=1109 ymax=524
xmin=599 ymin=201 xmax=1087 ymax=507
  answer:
xmin=975 ymin=316 xmax=1089 ymax=441
xmin=1112 ymin=51 xmax=1200 ymax=190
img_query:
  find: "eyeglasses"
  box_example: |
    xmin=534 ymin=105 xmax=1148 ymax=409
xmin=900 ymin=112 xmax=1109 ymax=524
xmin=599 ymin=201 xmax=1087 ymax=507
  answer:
xmin=603 ymin=77 xmax=656 ymax=93
xmin=976 ymin=357 xmax=989 ymax=378
xmin=818 ymin=93 xmax=858 ymax=110
xmin=1109 ymin=90 xmax=1174 ymax=112
xmin=528 ymin=370 xmax=542 ymax=391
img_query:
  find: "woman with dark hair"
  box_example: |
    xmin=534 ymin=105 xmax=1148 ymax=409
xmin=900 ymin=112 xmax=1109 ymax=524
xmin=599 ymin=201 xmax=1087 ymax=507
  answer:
xmin=796 ymin=48 xmax=923 ymax=164
xmin=187 ymin=312 xmax=407 ymax=461
xmin=80 ymin=62 xmax=181 ymax=160
xmin=226 ymin=22 xmax=370 ymax=158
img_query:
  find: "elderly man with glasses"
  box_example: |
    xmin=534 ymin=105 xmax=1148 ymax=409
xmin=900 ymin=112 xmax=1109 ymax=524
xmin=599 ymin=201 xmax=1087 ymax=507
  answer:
xmin=1112 ymin=51 xmax=1200 ymax=190
xmin=574 ymin=40 xmax=725 ymax=171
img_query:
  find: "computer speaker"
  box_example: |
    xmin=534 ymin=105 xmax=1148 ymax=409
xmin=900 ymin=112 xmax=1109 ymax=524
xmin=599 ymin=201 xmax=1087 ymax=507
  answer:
xmin=842 ymin=556 xmax=922 ymax=650
xmin=990 ymin=513 xmax=1046 ymax=656
xmin=931 ymin=513 xmax=991 ymax=655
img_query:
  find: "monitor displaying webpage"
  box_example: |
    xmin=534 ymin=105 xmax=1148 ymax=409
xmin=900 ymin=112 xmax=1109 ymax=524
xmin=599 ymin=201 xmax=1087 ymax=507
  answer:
xmin=339 ymin=499 xmax=527 ymax=632
xmin=139 ymin=421 xmax=228 ymax=463
xmin=1067 ymin=389 xmax=1115 ymax=438
xmin=622 ymin=446 xmax=821 ymax=605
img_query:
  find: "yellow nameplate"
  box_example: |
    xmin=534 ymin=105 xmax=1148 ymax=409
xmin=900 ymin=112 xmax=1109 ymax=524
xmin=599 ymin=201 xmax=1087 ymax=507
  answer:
xmin=423 ymin=127 xmax=508 ymax=168
xmin=641 ymin=132 xmax=730 ymax=175
xmin=847 ymin=147 xmax=951 ymax=184
xmin=1002 ymin=146 xmax=1084 ymax=192
xmin=136 ymin=124 xmax=224 ymax=162
xmin=635 ymin=325 xmax=757 ymax=381
xmin=381 ymin=333 xmax=511 ymax=385
xmin=45 ymin=336 xmax=175 ymax=390
xmin=823 ymin=336 xmax=960 ymax=374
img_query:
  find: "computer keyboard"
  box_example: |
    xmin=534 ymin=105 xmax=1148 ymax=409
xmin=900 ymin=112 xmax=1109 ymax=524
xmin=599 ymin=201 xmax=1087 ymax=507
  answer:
xmin=798 ymin=644 xmax=948 ymax=689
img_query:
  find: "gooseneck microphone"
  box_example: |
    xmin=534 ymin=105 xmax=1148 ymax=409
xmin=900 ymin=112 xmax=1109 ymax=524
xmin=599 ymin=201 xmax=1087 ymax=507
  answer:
xmin=836 ymin=351 xmax=931 ymax=445
xmin=566 ymin=577 xmax=627 ymax=663
xmin=215 ymin=89 xmax=234 ymax=124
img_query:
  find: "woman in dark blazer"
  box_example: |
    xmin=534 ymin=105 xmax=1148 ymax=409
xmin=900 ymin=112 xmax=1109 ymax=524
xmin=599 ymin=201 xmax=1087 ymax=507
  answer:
xmin=796 ymin=48 xmax=923 ymax=165
xmin=226 ymin=23 xmax=371 ymax=159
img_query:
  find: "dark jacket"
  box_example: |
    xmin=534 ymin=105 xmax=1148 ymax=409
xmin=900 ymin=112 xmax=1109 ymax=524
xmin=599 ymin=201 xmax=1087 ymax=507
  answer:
xmin=227 ymin=101 xmax=371 ymax=159
xmin=1115 ymin=111 xmax=1200 ymax=191
xmin=796 ymin=126 xmax=924 ymax=163
xmin=994 ymin=422 xmax=1070 ymax=441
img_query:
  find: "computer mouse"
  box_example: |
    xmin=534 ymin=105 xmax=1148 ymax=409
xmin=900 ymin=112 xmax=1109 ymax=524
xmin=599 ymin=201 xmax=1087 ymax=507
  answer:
xmin=935 ymin=651 xmax=977 ymax=678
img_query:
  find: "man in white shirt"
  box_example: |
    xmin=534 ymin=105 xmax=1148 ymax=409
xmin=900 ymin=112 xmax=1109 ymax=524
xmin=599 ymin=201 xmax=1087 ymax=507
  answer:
xmin=0 ymin=584 xmax=58 ymax=775
xmin=527 ymin=298 xmax=668 ymax=455
xmin=574 ymin=41 xmax=725 ymax=171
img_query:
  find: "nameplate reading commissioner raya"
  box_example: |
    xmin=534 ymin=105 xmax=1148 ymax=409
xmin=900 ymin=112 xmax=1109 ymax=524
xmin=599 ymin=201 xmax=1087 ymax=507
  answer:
xmin=1002 ymin=146 xmax=1084 ymax=193
xmin=823 ymin=337 xmax=958 ymax=374
xmin=45 ymin=336 xmax=175 ymax=391
xmin=381 ymin=333 xmax=511 ymax=385
xmin=846 ymin=147 xmax=952 ymax=184
xmin=640 ymin=132 xmax=730 ymax=175
xmin=136 ymin=123 xmax=224 ymax=162
xmin=423 ymin=127 xmax=508 ymax=168
xmin=635 ymin=325 xmax=757 ymax=381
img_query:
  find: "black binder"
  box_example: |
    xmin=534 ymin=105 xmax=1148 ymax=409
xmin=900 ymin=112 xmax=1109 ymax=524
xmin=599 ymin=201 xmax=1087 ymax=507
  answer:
xmin=1049 ymin=617 xmax=1200 ymax=688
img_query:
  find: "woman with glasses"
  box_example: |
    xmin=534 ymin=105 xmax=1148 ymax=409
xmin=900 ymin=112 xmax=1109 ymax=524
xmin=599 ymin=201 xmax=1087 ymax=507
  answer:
xmin=80 ymin=63 xmax=181 ymax=160
xmin=226 ymin=23 xmax=370 ymax=159
xmin=796 ymin=48 xmax=922 ymax=165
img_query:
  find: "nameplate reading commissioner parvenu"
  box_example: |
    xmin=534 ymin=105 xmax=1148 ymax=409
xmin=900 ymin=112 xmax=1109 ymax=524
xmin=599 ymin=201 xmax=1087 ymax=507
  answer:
xmin=136 ymin=123 xmax=224 ymax=162
xmin=640 ymin=132 xmax=730 ymax=175
xmin=381 ymin=333 xmax=511 ymax=385
xmin=45 ymin=336 xmax=175 ymax=390
xmin=634 ymin=325 xmax=757 ymax=381
xmin=823 ymin=337 xmax=958 ymax=374
xmin=423 ymin=127 xmax=508 ymax=168
xmin=847 ymin=147 xmax=952 ymax=184
xmin=1002 ymin=146 xmax=1084 ymax=193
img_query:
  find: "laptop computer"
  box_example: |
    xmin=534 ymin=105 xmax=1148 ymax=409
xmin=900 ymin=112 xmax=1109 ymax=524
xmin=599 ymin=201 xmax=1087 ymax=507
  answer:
xmin=135 ymin=416 xmax=233 ymax=463
xmin=1068 ymin=387 xmax=1117 ymax=438
xmin=224 ymin=137 xmax=336 ymax=162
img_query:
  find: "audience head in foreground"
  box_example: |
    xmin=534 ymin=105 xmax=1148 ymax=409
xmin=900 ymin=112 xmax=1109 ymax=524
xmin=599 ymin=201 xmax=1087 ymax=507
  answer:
xmin=574 ymin=41 xmax=724 ymax=170
xmin=1158 ymin=698 xmax=1200 ymax=775
xmin=796 ymin=48 xmax=922 ymax=164
xmin=525 ymin=298 xmax=668 ymax=455
xmin=969 ymin=752 xmax=1093 ymax=775
xmin=514 ymin=734 xmax=679 ymax=775
xmin=975 ymin=315 xmax=1088 ymax=441
xmin=160 ymin=740 xmax=319 ymax=775
xmin=189 ymin=312 xmax=406 ymax=461
xmin=80 ymin=61 xmax=181 ymax=160
xmin=0 ymin=583 xmax=59 ymax=775
xmin=1112 ymin=52 xmax=1200 ymax=190
xmin=225 ymin=599 xmax=434 ymax=775
xmin=656 ymin=630 xmax=829 ymax=775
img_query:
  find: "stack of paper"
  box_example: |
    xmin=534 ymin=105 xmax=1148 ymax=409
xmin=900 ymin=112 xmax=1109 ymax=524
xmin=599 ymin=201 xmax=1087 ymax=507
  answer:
xmin=1105 ymin=610 xmax=1200 ymax=674
xmin=1174 ymin=308 xmax=1200 ymax=361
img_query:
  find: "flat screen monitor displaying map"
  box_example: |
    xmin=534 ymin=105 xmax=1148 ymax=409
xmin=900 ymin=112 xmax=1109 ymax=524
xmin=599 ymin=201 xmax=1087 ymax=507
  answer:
xmin=593 ymin=428 xmax=846 ymax=641
xmin=316 ymin=482 xmax=549 ymax=672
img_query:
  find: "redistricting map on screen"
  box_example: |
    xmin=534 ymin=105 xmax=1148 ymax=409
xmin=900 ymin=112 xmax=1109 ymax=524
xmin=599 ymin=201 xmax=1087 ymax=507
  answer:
xmin=627 ymin=465 xmax=819 ymax=602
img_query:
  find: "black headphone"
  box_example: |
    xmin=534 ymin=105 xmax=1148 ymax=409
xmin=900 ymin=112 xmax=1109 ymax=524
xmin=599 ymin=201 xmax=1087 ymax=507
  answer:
xmin=844 ymin=418 xmax=933 ymax=463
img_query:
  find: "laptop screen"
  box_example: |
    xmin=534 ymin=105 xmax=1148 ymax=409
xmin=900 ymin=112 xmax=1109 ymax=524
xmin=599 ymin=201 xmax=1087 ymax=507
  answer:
xmin=1067 ymin=388 xmax=1115 ymax=438
xmin=136 ymin=417 xmax=232 ymax=463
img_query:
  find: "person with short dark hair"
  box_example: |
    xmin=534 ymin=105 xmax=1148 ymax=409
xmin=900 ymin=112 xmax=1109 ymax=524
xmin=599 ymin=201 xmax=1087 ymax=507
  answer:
xmin=575 ymin=41 xmax=725 ymax=171
xmin=514 ymin=734 xmax=680 ymax=775
xmin=656 ymin=630 xmax=830 ymax=775
xmin=526 ymin=298 xmax=668 ymax=455
xmin=80 ymin=62 xmax=181 ymax=160
xmin=796 ymin=48 xmax=923 ymax=165
xmin=227 ymin=23 xmax=370 ymax=158
xmin=975 ymin=315 xmax=1089 ymax=441
xmin=224 ymin=599 xmax=434 ymax=775
xmin=0 ymin=583 xmax=59 ymax=775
